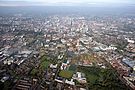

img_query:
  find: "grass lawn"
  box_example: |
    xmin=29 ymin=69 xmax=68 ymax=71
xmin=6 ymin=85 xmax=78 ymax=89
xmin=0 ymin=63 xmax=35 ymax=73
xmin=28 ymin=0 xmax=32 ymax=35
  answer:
xmin=59 ymin=70 xmax=73 ymax=79
xmin=87 ymin=74 xmax=98 ymax=84
xmin=40 ymin=61 xmax=50 ymax=70
xmin=78 ymin=66 xmax=129 ymax=90
xmin=78 ymin=66 xmax=99 ymax=83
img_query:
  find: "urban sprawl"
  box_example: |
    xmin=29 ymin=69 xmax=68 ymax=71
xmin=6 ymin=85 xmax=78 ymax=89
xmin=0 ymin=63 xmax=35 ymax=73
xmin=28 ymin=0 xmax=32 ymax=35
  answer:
xmin=0 ymin=14 xmax=135 ymax=90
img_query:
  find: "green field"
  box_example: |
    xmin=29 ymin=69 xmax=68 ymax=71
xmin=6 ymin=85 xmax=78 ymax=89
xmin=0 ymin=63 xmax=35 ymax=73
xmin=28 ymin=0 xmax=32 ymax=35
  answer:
xmin=59 ymin=70 xmax=73 ymax=79
xmin=40 ymin=61 xmax=50 ymax=70
xmin=78 ymin=66 xmax=129 ymax=90
xmin=39 ymin=56 xmax=51 ymax=70
xmin=87 ymin=74 xmax=98 ymax=84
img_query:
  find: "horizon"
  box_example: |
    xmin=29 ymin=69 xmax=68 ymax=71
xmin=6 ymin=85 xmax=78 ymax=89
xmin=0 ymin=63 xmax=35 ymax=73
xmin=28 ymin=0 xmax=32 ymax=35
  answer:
xmin=0 ymin=0 xmax=135 ymax=6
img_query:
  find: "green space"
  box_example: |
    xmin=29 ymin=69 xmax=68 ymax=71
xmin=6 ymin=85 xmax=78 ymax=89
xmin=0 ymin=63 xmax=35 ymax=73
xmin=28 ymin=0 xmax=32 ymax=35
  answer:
xmin=41 ymin=56 xmax=48 ymax=62
xmin=87 ymin=74 xmax=98 ymax=84
xmin=40 ymin=60 xmax=50 ymax=70
xmin=68 ymin=64 xmax=77 ymax=72
xmin=78 ymin=66 xmax=129 ymax=90
xmin=30 ymin=56 xmax=51 ymax=77
xmin=59 ymin=70 xmax=73 ymax=79
xmin=30 ymin=69 xmax=38 ymax=76
xmin=39 ymin=56 xmax=51 ymax=70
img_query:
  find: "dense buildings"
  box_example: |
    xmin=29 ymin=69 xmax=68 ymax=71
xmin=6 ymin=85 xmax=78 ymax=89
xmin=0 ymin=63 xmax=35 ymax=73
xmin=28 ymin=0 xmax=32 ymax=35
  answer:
xmin=0 ymin=7 xmax=135 ymax=90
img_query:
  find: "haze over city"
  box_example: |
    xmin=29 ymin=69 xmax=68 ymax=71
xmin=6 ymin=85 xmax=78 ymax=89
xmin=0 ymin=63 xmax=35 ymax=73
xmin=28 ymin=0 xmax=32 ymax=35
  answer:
xmin=0 ymin=0 xmax=135 ymax=6
xmin=0 ymin=0 xmax=135 ymax=90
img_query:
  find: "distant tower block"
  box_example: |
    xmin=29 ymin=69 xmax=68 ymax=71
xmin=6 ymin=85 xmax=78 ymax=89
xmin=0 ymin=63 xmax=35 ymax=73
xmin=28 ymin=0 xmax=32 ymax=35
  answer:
xmin=77 ymin=39 xmax=80 ymax=47
xmin=70 ymin=18 xmax=73 ymax=31
xmin=71 ymin=19 xmax=72 ymax=26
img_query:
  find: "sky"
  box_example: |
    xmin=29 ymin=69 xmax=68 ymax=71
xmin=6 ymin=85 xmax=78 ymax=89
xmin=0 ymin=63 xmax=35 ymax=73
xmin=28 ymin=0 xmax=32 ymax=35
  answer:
xmin=0 ymin=0 xmax=135 ymax=6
